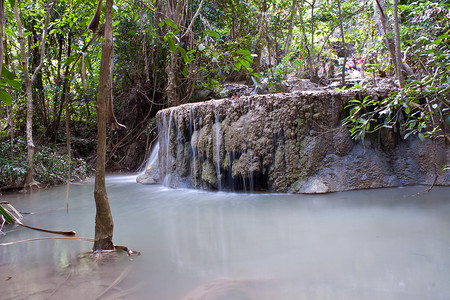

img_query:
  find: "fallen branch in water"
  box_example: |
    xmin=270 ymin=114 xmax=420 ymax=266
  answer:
xmin=0 ymin=201 xmax=76 ymax=236
xmin=426 ymin=175 xmax=438 ymax=193
xmin=14 ymin=218 xmax=76 ymax=236
xmin=0 ymin=237 xmax=94 ymax=246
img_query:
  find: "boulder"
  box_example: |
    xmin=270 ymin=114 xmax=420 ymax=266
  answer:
xmin=153 ymin=88 xmax=449 ymax=193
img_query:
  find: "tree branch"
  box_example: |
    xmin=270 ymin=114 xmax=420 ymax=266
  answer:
xmin=31 ymin=1 xmax=57 ymax=83
xmin=181 ymin=0 xmax=205 ymax=39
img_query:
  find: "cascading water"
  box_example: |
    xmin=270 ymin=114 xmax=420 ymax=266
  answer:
xmin=160 ymin=109 xmax=175 ymax=186
xmin=142 ymin=142 xmax=160 ymax=173
xmin=214 ymin=101 xmax=222 ymax=191
xmin=189 ymin=106 xmax=198 ymax=187
xmin=145 ymin=88 xmax=448 ymax=193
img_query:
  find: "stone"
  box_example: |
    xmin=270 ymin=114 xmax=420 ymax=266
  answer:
xmin=154 ymin=88 xmax=449 ymax=193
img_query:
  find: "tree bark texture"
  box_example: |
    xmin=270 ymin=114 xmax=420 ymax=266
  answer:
xmin=337 ymin=0 xmax=346 ymax=86
xmin=93 ymin=0 xmax=114 ymax=251
xmin=0 ymin=0 xmax=4 ymax=79
xmin=14 ymin=2 xmax=35 ymax=188
xmin=14 ymin=1 xmax=54 ymax=189
xmin=393 ymin=0 xmax=405 ymax=87
xmin=373 ymin=0 xmax=413 ymax=78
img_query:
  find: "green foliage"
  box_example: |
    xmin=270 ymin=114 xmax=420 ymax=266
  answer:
xmin=0 ymin=137 xmax=89 ymax=186
xmin=0 ymin=66 xmax=21 ymax=106
xmin=343 ymin=1 xmax=450 ymax=143
xmin=0 ymin=205 xmax=14 ymax=224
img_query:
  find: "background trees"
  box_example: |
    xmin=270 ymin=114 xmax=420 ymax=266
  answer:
xmin=0 ymin=0 xmax=448 ymax=190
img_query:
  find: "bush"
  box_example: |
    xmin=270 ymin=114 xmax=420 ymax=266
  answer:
xmin=0 ymin=137 xmax=90 ymax=188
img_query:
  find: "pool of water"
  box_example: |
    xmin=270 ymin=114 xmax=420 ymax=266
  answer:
xmin=1 ymin=175 xmax=449 ymax=299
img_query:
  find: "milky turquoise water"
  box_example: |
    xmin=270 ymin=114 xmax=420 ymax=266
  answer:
xmin=1 ymin=176 xmax=449 ymax=299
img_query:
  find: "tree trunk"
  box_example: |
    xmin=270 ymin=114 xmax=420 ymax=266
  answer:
xmin=0 ymin=0 xmax=4 ymax=79
xmin=14 ymin=2 xmax=35 ymax=188
xmin=285 ymin=0 xmax=298 ymax=55
xmin=93 ymin=0 xmax=115 ymax=251
xmin=393 ymin=0 xmax=404 ymax=87
xmin=283 ymin=0 xmax=298 ymax=79
xmin=299 ymin=2 xmax=311 ymax=77
xmin=308 ymin=0 xmax=318 ymax=82
xmin=14 ymin=1 xmax=54 ymax=189
xmin=337 ymin=0 xmax=346 ymax=86
xmin=373 ymin=0 xmax=413 ymax=78
xmin=373 ymin=0 xmax=397 ymax=73
xmin=165 ymin=51 xmax=179 ymax=107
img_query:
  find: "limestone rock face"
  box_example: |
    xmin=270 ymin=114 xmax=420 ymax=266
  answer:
xmin=154 ymin=88 xmax=449 ymax=193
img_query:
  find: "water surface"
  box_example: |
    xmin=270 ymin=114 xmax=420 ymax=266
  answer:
xmin=1 ymin=176 xmax=449 ymax=299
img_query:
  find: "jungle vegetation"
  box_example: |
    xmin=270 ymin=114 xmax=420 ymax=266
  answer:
xmin=0 ymin=0 xmax=449 ymax=191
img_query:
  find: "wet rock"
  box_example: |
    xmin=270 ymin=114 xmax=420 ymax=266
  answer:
xmin=282 ymin=78 xmax=319 ymax=92
xmin=193 ymin=89 xmax=212 ymax=101
xmin=218 ymin=84 xmax=253 ymax=98
xmin=155 ymin=88 xmax=449 ymax=193
xmin=136 ymin=165 xmax=160 ymax=184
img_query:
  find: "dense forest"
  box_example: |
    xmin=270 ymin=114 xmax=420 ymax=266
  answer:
xmin=0 ymin=0 xmax=449 ymax=191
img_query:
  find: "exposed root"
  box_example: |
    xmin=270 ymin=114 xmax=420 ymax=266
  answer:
xmin=20 ymin=180 xmax=42 ymax=192
xmin=114 ymin=244 xmax=141 ymax=256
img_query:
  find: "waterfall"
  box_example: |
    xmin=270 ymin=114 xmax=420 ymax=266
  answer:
xmin=160 ymin=109 xmax=175 ymax=186
xmin=141 ymin=141 xmax=160 ymax=174
xmin=214 ymin=101 xmax=222 ymax=191
xmin=136 ymin=141 xmax=161 ymax=184
xmin=189 ymin=106 xmax=198 ymax=187
xmin=147 ymin=88 xmax=428 ymax=193
xmin=247 ymin=97 xmax=254 ymax=192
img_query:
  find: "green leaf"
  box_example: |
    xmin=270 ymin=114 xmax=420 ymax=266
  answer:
xmin=445 ymin=115 xmax=450 ymax=125
xmin=404 ymin=131 xmax=413 ymax=140
xmin=236 ymin=50 xmax=251 ymax=56
xmin=0 ymin=205 xmax=14 ymax=224
xmin=182 ymin=66 xmax=188 ymax=77
xmin=71 ymin=45 xmax=82 ymax=52
xmin=234 ymin=61 xmax=242 ymax=71
xmin=2 ymin=66 xmax=14 ymax=80
xmin=349 ymin=99 xmax=361 ymax=104
xmin=204 ymin=30 xmax=219 ymax=39
xmin=166 ymin=36 xmax=178 ymax=53
xmin=240 ymin=58 xmax=250 ymax=69
xmin=5 ymin=79 xmax=22 ymax=91
xmin=418 ymin=132 xmax=425 ymax=142
xmin=405 ymin=106 xmax=410 ymax=115
xmin=164 ymin=18 xmax=178 ymax=30
xmin=0 ymin=89 xmax=12 ymax=105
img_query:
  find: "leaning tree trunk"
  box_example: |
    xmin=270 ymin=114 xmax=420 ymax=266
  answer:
xmin=93 ymin=0 xmax=114 ymax=251
xmin=373 ymin=0 xmax=413 ymax=78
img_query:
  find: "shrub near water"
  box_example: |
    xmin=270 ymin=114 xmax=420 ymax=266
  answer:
xmin=0 ymin=137 xmax=89 ymax=188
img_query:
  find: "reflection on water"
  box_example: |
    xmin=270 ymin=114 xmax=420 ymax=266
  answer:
xmin=1 ymin=176 xmax=450 ymax=299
